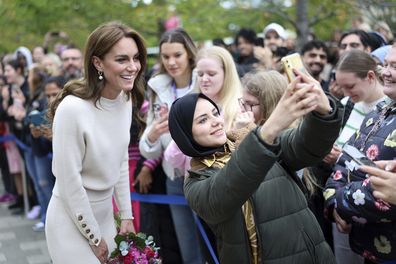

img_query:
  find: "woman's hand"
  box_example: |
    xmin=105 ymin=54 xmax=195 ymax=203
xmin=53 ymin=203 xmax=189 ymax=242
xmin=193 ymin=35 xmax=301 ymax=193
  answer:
xmin=233 ymin=111 xmax=255 ymax=130
xmin=119 ymin=219 xmax=135 ymax=235
xmin=293 ymin=68 xmax=332 ymax=115
xmin=360 ymin=160 xmax=396 ymax=205
xmin=333 ymin=209 xmax=351 ymax=234
xmin=147 ymin=107 xmax=169 ymax=143
xmin=1 ymin=86 xmax=9 ymax=101
xmin=259 ymin=76 xmax=318 ymax=144
xmin=40 ymin=125 xmax=53 ymax=140
xmin=29 ymin=124 xmax=43 ymax=138
xmin=323 ymin=145 xmax=342 ymax=165
xmin=133 ymin=166 xmax=153 ymax=194
xmin=89 ymin=239 xmax=108 ymax=264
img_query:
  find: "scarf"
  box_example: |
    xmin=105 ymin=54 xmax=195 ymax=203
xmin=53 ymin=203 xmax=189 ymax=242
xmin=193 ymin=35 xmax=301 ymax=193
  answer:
xmin=191 ymin=139 xmax=260 ymax=264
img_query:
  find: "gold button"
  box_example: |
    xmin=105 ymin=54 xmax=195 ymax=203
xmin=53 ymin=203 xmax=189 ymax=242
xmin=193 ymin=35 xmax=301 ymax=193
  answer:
xmin=90 ymin=234 xmax=94 ymax=239
xmin=78 ymin=215 xmax=83 ymax=221
xmin=82 ymin=224 xmax=86 ymax=228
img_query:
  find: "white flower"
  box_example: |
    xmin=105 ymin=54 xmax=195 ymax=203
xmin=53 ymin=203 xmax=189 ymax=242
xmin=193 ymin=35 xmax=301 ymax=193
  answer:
xmin=119 ymin=241 xmax=129 ymax=256
xmin=352 ymin=189 xmax=366 ymax=206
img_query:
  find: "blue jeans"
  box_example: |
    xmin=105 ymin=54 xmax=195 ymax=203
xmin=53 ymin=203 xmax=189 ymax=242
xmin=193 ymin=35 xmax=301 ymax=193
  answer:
xmin=166 ymin=177 xmax=204 ymax=264
xmin=24 ymin=151 xmax=54 ymax=223
xmin=34 ymin=155 xmax=54 ymax=223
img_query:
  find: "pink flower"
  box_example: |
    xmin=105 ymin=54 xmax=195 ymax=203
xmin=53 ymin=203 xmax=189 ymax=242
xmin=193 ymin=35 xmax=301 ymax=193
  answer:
xmin=375 ymin=199 xmax=391 ymax=211
xmin=362 ymin=178 xmax=370 ymax=187
xmin=362 ymin=250 xmax=377 ymax=262
xmin=366 ymin=144 xmax=379 ymax=160
xmin=333 ymin=170 xmax=343 ymax=181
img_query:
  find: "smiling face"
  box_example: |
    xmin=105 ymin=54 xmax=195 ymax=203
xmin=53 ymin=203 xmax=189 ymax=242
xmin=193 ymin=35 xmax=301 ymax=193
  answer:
xmin=160 ymin=42 xmax=190 ymax=80
xmin=61 ymin=48 xmax=83 ymax=76
xmin=382 ymin=47 xmax=396 ymax=100
xmin=197 ymin=57 xmax=224 ymax=102
xmin=302 ymin=48 xmax=327 ymax=78
xmin=336 ymin=71 xmax=372 ymax=103
xmin=192 ymin=98 xmax=227 ymax=148
xmin=93 ymin=37 xmax=141 ymax=99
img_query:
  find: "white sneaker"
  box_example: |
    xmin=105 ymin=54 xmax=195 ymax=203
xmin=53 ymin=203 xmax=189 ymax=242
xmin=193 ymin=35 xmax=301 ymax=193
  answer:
xmin=27 ymin=205 xmax=41 ymax=220
xmin=32 ymin=222 xmax=45 ymax=232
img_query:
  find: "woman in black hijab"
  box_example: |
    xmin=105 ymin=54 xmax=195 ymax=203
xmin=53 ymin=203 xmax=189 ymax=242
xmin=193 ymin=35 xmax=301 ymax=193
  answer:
xmin=168 ymin=73 xmax=343 ymax=264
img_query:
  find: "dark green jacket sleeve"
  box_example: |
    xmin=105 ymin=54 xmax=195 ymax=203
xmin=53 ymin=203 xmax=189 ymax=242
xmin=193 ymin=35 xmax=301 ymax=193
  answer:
xmin=279 ymin=97 xmax=344 ymax=171
xmin=184 ymin=128 xmax=281 ymax=225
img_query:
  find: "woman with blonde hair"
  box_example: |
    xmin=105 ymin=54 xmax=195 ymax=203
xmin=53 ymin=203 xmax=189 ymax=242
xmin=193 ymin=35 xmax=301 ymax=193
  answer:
xmin=195 ymin=46 xmax=242 ymax=130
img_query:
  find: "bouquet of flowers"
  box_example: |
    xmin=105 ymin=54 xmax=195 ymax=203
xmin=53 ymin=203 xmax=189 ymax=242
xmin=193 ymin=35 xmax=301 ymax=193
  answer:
xmin=107 ymin=232 xmax=161 ymax=264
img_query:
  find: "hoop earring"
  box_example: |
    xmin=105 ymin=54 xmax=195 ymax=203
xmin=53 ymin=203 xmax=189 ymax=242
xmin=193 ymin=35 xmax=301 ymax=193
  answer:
xmin=98 ymin=71 xmax=104 ymax=81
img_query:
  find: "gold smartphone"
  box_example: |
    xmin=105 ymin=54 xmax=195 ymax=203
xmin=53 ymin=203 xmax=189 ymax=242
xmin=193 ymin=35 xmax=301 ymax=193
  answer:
xmin=281 ymin=53 xmax=309 ymax=82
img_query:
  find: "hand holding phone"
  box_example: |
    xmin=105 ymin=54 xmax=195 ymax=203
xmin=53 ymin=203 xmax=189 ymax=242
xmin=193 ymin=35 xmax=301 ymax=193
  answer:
xmin=342 ymin=144 xmax=377 ymax=168
xmin=281 ymin=53 xmax=310 ymax=83
xmin=27 ymin=110 xmax=47 ymax=127
xmin=153 ymin=103 xmax=168 ymax=119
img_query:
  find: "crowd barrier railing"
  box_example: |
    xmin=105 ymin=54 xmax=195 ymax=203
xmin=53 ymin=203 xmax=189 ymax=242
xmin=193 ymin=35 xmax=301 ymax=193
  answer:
xmin=0 ymin=134 xmax=219 ymax=264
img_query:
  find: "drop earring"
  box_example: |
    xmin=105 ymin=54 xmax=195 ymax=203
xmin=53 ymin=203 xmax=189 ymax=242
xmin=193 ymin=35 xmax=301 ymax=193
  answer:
xmin=98 ymin=71 xmax=103 ymax=80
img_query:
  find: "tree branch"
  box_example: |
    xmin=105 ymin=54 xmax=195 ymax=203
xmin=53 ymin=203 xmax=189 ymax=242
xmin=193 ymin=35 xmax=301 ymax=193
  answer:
xmin=309 ymin=10 xmax=336 ymax=27
xmin=266 ymin=7 xmax=297 ymax=29
xmin=308 ymin=2 xmax=326 ymax=24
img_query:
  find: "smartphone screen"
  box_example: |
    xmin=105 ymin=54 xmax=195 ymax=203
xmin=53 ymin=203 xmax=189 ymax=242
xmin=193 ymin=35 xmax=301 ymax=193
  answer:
xmin=342 ymin=144 xmax=377 ymax=168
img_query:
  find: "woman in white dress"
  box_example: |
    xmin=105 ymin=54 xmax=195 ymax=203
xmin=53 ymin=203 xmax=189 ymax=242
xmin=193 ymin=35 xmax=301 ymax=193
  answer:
xmin=45 ymin=21 xmax=147 ymax=264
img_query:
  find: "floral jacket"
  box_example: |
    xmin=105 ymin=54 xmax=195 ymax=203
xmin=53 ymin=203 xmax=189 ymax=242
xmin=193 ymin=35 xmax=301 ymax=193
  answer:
xmin=324 ymin=101 xmax=396 ymax=263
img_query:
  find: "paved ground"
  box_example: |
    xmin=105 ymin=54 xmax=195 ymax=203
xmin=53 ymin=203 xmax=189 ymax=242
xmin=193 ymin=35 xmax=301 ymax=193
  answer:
xmin=0 ymin=183 xmax=51 ymax=264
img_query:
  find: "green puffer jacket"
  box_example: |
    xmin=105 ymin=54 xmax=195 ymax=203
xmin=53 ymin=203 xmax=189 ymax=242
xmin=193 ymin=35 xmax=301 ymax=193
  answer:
xmin=185 ymin=108 xmax=343 ymax=264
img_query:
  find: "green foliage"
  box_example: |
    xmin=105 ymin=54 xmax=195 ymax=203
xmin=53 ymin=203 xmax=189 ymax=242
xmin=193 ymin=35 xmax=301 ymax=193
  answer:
xmin=0 ymin=0 xmax=376 ymax=54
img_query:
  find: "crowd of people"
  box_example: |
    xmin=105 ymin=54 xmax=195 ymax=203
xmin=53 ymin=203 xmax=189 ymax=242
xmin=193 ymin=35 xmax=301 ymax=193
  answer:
xmin=0 ymin=17 xmax=395 ymax=264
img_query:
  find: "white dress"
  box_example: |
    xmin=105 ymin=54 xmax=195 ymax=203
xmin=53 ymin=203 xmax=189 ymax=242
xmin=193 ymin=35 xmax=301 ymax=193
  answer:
xmin=46 ymin=93 xmax=133 ymax=263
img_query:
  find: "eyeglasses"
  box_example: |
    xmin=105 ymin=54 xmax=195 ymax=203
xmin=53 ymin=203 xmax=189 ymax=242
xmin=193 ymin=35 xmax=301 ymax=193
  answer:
xmin=61 ymin=57 xmax=81 ymax=62
xmin=238 ymin=98 xmax=260 ymax=112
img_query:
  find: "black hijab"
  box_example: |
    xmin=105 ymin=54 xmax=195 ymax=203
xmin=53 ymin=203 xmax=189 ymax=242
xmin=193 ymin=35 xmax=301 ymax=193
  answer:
xmin=169 ymin=93 xmax=225 ymax=157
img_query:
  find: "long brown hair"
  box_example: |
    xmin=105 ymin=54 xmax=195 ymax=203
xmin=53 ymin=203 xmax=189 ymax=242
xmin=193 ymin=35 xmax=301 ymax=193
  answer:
xmin=48 ymin=21 xmax=147 ymax=132
xmin=157 ymin=28 xmax=197 ymax=75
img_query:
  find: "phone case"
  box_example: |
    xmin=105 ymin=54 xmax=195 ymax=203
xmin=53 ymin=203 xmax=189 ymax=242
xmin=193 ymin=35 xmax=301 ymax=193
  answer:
xmin=281 ymin=53 xmax=309 ymax=82
xmin=27 ymin=111 xmax=47 ymax=126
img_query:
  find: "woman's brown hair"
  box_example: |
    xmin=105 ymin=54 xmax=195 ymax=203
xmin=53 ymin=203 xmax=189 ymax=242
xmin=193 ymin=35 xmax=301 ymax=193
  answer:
xmin=48 ymin=21 xmax=147 ymax=132
xmin=157 ymin=28 xmax=197 ymax=75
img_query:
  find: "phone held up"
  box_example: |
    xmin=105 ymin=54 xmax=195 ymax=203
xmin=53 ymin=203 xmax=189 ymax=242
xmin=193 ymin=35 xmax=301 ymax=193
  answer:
xmin=281 ymin=53 xmax=310 ymax=83
xmin=27 ymin=110 xmax=48 ymax=127
xmin=153 ymin=103 xmax=168 ymax=119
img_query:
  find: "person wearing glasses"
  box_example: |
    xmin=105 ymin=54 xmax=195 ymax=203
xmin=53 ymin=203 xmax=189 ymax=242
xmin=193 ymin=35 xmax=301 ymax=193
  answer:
xmin=168 ymin=66 xmax=342 ymax=262
xmin=239 ymin=70 xmax=288 ymax=126
xmin=60 ymin=46 xmax=83 ymax=81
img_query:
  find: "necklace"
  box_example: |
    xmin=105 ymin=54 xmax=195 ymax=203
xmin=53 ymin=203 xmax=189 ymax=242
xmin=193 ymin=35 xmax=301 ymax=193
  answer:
xmin=355 ymin=101 xmax=396 ymax=151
